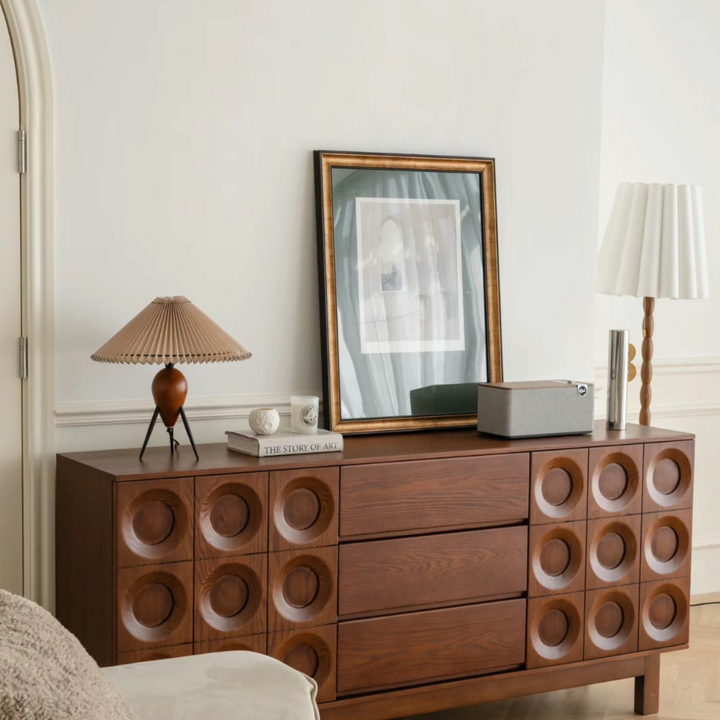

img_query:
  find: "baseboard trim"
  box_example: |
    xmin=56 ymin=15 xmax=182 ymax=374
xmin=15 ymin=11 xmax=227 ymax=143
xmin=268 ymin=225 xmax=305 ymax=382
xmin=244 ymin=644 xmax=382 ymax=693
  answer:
xmin=691 ymin=542 xmax=720 ymax=596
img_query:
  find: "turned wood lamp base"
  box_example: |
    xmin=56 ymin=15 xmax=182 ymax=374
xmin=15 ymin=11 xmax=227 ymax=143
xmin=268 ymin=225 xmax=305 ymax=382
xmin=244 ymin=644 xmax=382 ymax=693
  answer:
xmin=639 ymin=297 xmax=654 ymax=427
xmin=139 ymin=364 xmax=199 ymax=460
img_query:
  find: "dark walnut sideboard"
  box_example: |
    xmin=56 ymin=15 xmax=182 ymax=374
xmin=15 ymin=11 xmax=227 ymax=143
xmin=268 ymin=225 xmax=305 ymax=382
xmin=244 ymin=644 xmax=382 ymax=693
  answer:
xmin=56 ymin=421 xmax=694 ymax=719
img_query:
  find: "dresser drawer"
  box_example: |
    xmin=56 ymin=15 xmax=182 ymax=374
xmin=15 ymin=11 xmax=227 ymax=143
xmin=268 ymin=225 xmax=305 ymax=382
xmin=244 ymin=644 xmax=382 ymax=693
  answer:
xmin=337 ymin=599 xmax=526 ymax=694
xmin=340 ymin=454 xmax=529 ymax=538
xmin=338 ymin=526 xmax=527 ymax=617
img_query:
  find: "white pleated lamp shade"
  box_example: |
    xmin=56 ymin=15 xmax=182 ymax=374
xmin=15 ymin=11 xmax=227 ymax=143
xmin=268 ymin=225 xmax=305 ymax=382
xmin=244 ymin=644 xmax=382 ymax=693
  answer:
xmin=91 ymin=296 xmax=252 ymax=365
xmin=597 ymin=183 xmax=709 ymax=299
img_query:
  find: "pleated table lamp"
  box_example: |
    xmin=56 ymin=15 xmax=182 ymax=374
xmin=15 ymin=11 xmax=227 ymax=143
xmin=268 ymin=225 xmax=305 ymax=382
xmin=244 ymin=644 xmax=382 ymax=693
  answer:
xmin=597 ymin=183 xmax=709 ymax=425
xmin=92 ymin=296 xmax=251 ymax=459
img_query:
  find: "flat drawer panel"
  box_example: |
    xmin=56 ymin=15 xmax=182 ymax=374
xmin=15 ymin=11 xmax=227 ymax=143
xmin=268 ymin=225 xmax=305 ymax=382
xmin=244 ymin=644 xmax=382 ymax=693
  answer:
xmin=337 ymin=599 xmax=526 ymax=694
xmin=340 ymin=454 xmax=529 ymax=538
xmin=339 ymin=526 xmax=528 ymax=617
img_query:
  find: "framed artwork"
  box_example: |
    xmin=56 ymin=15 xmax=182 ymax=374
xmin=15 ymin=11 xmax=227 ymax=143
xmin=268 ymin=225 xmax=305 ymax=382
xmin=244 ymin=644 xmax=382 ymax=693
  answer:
xmin=314 ymin=151 xmax=502 ymax=434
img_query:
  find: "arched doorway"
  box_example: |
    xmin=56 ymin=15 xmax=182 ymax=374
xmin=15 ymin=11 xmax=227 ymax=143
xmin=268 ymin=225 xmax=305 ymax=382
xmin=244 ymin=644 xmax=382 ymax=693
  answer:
xmin=0 ymin=3 xmax=22 ymax=595
xmin=0 ymin=0 xmax=54 ymax=609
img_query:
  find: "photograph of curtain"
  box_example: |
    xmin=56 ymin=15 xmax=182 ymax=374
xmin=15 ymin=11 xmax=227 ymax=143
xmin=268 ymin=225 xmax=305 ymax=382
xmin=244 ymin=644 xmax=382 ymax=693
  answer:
xmin=331 ymin=169 xmax=488 ymax=420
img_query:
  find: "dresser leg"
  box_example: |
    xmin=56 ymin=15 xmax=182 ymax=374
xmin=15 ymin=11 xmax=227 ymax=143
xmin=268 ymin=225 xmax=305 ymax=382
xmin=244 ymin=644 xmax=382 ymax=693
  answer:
xmin=634 ymin=654 xmax=660 ymax=715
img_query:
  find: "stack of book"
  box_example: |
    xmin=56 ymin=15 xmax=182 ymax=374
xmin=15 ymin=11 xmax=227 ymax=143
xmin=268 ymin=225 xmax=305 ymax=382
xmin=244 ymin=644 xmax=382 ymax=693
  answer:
xmin=226 ymin=428 xmax=343 ymax=457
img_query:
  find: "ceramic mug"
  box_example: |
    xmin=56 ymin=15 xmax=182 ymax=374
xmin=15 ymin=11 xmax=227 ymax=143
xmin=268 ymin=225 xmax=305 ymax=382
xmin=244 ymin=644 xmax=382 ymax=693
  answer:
xmin=290 ymin=395 xmax=319 ymax=434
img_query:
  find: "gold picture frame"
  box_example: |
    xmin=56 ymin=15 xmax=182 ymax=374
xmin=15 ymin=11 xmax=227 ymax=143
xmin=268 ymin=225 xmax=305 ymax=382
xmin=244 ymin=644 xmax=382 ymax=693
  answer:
xmin=315 ymin=151 xmax=503 ymax=434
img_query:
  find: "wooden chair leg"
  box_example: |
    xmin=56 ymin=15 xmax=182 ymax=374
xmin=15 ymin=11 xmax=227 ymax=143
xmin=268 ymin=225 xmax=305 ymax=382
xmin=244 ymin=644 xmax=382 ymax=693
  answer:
xmin=634 ymin=654 xmax=660 ymax=715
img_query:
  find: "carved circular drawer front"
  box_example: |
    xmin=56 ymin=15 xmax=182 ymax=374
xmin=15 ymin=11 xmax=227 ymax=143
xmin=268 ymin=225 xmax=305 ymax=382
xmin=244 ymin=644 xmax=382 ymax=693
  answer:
xmin=118 ymin=562 xmax=193 ymax=652
xmin=531 ymin=450 xmax=588 ymax=524
xmin=529 ymin=521 xmax=586 ymax=596
xmin=269 ymin=625 xmax=337 ymax=703
xmin=643 ymin=441 xmax=693 ymax=513
xmin=196 ymin=557 xmax=266 ymax=640
xmin=116 ymin=644 xmax=193 ymax=665
xmin=584 ymin=585 xmax=639 ymax=659
xmin=117 ymin=479 xmax=193 ymax=566
xmin=527 ymin=593 xmax=584 ymax=668
xmin=194 ymin=635 xmax=267 ymax=655
xmin=269 ymin=546 xmax=338 ymax=630
xmin=641 ymin=510 xmax=691 ymax=582
xmin=197 ymin=476 xmax=266 ymax=557
xmin=270 ymin=468 xmax=339 ymax=550
xmin=587 ymin=515 xmax=640 ymax=589
xmin=588 ymin=446 xmax=642 ymax=517
xmin=639 ymin=578 xmax=690 ymax=650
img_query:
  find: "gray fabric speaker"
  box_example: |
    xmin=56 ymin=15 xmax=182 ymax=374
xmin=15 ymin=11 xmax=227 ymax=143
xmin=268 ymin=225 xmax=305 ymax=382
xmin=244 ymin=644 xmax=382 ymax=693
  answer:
xmin=477 ymin=381 xmax=594 ymax=438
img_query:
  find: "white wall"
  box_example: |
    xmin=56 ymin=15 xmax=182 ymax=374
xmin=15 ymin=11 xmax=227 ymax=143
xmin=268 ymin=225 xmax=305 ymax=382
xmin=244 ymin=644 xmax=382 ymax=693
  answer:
xmin=597 ymin=0 xmax=720 ymax=595
xmin=41 ymin=0 xmax=606 ymax=452
xmin=40 ymin=0 xmax=718 ymax=596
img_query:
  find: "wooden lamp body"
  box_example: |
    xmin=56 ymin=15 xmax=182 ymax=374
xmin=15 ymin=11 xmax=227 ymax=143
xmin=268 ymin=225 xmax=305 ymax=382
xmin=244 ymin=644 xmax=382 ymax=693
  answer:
xmin=152 ymin=366 xmax=188 ymax=427
xmin=141 ymin=364 xmax=198 ymax=460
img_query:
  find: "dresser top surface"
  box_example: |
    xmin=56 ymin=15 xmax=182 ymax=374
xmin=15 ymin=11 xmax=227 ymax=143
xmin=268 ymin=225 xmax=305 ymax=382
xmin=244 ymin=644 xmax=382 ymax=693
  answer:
xmin=57 ymin=421 xmax=693 ymax=482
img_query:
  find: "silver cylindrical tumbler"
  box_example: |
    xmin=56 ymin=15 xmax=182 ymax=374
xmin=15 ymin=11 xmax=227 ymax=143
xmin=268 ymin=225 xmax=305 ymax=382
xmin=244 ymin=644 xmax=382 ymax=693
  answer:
xmin=607 ymin=329 xmax=629 ymax=430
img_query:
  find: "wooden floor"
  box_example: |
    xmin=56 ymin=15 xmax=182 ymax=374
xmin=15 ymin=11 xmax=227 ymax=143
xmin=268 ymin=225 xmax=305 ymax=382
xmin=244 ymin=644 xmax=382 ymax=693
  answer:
xmin=403 ymin=601 xmax=720 ymax=720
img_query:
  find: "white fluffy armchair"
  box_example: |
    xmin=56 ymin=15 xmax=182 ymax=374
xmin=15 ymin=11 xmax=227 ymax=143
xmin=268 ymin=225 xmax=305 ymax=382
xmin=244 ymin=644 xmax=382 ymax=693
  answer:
xmin=0 ymin=590 xmax=319 ymax=720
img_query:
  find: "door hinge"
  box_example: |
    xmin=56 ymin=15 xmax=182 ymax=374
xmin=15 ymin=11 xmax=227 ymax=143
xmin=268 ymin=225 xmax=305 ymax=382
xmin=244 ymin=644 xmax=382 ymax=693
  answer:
xmin=18 ymin=130 xmax=26 ymax=174
xmin=19 ymin=337 xmax=28 ymax=380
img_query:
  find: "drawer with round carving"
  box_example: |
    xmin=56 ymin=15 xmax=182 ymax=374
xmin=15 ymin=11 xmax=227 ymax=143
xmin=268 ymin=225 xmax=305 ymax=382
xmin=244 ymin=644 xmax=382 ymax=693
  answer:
xmin=194 ymin=555 xmax=267 ymax=642
xmin=269 ymin=625 xmax=337 ymax=703
xmin=116 ymin=643 xmax=193 ymax=665
xmin=586 ymin=515 xmax=640 ymax=589
xmin=195 ymin=473 xmax=268 ymax=558
xmin=643 ymin=440 xmax=693 ymax=513
xmin=588 ymin=445 xmax=642 ymax=518
xmin=529 ymin=521 xmax=586 ymax=597
xmin=117 ymin=478 xmax=194 ymax=567
xmin=639 ymin=577 xmax=690 ymax=650
xmin=270 ymin=467 xmax=339 ymax=551
xmin=526 ymin=592 xmax=585 ymax=668
xmin=117 ymin=561 xmax=193 ymax=653
xmin=584 ymin=585 xmax=639 ymax=660
xmin=194 ymin=634 xmax=266 ymax=655
xmin=269 ymin=545 xmax=338 ymax=631
xmin=641 ymin=509 xmax=692 ymax=582
xmin=530 ymin=449 xmax=588 ymax=524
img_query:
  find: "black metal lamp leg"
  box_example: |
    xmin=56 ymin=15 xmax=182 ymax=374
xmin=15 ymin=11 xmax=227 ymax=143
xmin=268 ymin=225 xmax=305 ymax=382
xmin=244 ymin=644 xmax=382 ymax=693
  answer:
xmin=179 ymin=406 xmax=199 ymax=460
xmin=139 ymin=406 xmax=161 ymax=460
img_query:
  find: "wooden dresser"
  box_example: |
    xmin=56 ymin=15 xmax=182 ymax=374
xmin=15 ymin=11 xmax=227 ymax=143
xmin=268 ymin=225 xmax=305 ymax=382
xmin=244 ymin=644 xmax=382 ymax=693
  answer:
xmin=56 ymin=421 xmax=694 ymax=718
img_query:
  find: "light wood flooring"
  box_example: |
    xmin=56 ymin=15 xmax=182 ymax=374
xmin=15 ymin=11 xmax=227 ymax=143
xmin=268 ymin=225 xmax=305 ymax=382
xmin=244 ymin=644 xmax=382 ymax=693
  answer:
xmin=403 ymin=600 xmax=720 ymax=720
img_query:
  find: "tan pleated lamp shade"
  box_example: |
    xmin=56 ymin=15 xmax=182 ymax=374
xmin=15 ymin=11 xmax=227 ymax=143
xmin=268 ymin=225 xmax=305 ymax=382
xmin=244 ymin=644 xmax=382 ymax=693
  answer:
xmin=91 ymin=296 xmax=252 ymax=365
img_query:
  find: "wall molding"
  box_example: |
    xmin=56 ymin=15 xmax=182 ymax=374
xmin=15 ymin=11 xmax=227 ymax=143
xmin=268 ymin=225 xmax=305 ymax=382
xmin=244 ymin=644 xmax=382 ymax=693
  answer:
xmin=592 ymin=355 xmax=720 ymax=419
xmin=693 ymin=534 xmax=720 ymax=550
xmin=594 ymin=355 xmax=720 ymax=382
xmin=57 ymin=355 xmax=720 ymax=429
xmin=55 ymin=394 xmax=301 ymax=427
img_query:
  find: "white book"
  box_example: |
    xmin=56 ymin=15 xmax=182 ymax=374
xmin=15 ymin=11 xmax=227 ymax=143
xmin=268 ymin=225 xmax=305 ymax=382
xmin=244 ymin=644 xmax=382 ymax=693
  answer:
xmin=225 ymin=428 xmax=344 ymax=458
